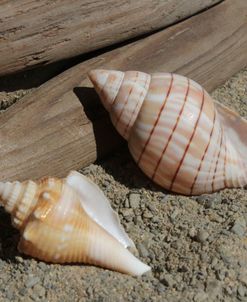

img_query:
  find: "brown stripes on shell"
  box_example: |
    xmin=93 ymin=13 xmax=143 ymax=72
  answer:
xmin=114 ymin=72 xmax=138 ymax=129
xmin=104 ymin=72 xmax=125 ymax=112
xmin=108 ymin=73 xmax=127 ymax=123
xmin=204 ymin=114 xmax=222 ymax=191
xmin=190 ymin=106 xmax=216 ymax=194
xmin=170 ymin=85 xmax=205 ymax=192
xmin=99 ymin=73 xmax=110 ymax=95
xmin=211 ymin=126 xmax=224 ymax=192
xmin=235 ymin=146 xmax=244 ymax=187
xmin=122 ymin=75 xmax=150 ymax=138
xmin=137 ymin=74 xmax=174 ymax=165
xmin=151 ymin=77 xmax=190 ymax=181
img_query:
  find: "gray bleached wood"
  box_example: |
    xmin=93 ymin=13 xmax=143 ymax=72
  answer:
xmin=0 ymin=0 xmax=246 ymax=181
xmin=0 ymin=0 xmax=221 ymax=75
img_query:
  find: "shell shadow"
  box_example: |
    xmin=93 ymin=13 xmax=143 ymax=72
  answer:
xmin=73 ymin=86 xmax=173 ymax=194
xmin=98 ymin=149 xmax=172 ymax=194
xmin=73 ymin=86 xmax=125 ymax=160
xmin=0 ymin=208 xmax=20 ymax=261
xmin=73 ymin=86 xmax=170 ymax=193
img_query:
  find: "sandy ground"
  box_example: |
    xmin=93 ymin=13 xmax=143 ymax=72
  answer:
xmin=0 ymin=67 xmax=247 ymax=302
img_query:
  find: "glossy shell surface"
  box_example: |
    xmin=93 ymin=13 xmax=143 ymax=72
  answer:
xmin=0 ymin=171 xmax=150 ymax=276
xmin=89 ymin=70 xmax=247 ymax=195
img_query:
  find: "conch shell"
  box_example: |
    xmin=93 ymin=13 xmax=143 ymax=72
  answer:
xmin=0 ymin=171 xmax=150 ymax=276
xmin=89 ymin=70 xmax=247 ymax=195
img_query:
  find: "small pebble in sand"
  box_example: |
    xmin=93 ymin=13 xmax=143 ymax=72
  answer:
xmin=196 ymin=230 xmax=209 ymax=243
xmin=129 ymin=193 xmax=140 ymax=209
xmin=230 ymin=217 xmax=246 ymax=237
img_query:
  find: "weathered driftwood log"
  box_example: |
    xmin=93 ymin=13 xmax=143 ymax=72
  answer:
xmin=0 ymin=0 xmax=221 ymax=75
xmin=0 ymin=0 xmax=246 ymax=181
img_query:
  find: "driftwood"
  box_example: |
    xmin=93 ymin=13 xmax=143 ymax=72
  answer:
xmin=0 ymin=0 xmax=221 ymax=76
xmin=0 ymin=0 xmax=246 ymax=181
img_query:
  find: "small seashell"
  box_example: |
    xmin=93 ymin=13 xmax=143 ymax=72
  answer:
xmin=0 ymin=171 xmax=150 ymax=276
xmin=89 ymin=69 xmax=247 ymax=195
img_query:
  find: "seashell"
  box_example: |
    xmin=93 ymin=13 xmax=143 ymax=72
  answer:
xmin=89 ymin=69 xmax=247 ymax=195
xmin=0 ymin=171 xmax=150 ymax=276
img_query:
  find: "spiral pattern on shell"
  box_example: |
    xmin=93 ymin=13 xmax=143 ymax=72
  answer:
xmin=89 ymin=69 xmax=247 ymax=195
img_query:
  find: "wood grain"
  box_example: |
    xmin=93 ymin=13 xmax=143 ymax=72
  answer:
xmin=0 ymin=0 xmax=246 ymax=181
xmin=0 ymin=0 xmax=221 ymax=75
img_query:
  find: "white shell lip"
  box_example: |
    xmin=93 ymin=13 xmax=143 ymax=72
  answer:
xmin=66 ymin=170 xmax=135 ymax=248
xmin=65 ymin=171 xmax=151 ymax=276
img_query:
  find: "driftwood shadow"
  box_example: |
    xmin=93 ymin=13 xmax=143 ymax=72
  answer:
xmin=0 ymin=60 xmax=72 ymax=92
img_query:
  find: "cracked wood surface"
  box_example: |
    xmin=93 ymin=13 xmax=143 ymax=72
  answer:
xmin=0 ymin=0 xmax=246 ymax=181
xmin=0 ymin=0 xmax=221 ymax=75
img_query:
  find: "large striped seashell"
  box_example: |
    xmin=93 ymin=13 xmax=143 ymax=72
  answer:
xmin=89 ymin=70 xmax=247 ymax=195
xmin=0 ymin=171 xmax=150 ymax=276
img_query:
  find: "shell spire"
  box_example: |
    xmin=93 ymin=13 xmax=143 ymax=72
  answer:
xmin=89 ymin=69 xmax=151 ymax=140
xmin=0 ymin=179 xmax=39 ymax=229
xmin=89 ymin=69 xmax=247 ymax=195
xmin=0 ymin=171 xmax=150 ymax=276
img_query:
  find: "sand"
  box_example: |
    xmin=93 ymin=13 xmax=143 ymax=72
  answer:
xmin=0 ymin=67 xmax=246 ymax=302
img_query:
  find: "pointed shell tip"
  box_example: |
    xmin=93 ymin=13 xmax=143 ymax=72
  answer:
xmin=133 ymin=261 xmax=151 ymax=276
xmin=88 ymin=69 xmax=106 ymax=87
